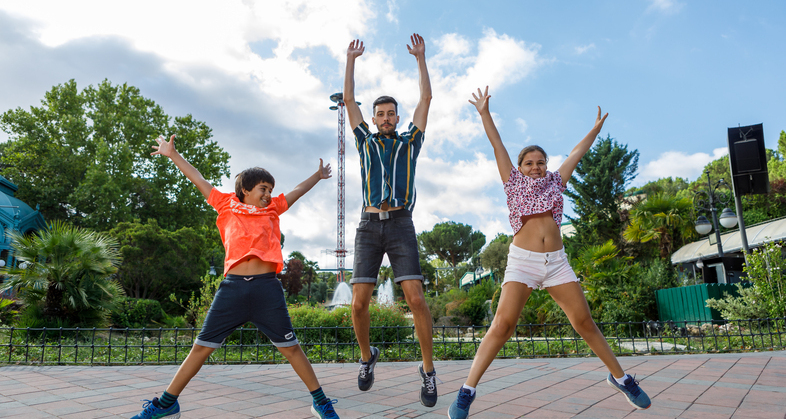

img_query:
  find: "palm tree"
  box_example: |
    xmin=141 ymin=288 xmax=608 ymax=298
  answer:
xmin=623 ymin=193 xmax=696 ymax=259
xmin=1 ymin=221 xmax=123 ymax=327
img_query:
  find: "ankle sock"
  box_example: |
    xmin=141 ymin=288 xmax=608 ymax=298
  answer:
xmin=461 ymin=384 xmax=476 ymax=396
xmin=157 ymin=391 xmax=178 ymax=409
xmin=311 ymin=387 xmax=328 ymax=405
xmin=614 ymin=374 xmax=630 ymax=385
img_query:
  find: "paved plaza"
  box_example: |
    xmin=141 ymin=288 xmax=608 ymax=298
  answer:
xmin=1 ymin=351 xmax=785 ymax=418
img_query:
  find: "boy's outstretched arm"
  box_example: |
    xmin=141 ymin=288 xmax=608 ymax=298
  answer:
xmin=469 ymin=86 xmax=514 ymax=183
xmin=557 ymin=106 xmax=608 ymax=185
xmin=285 ymin=159 xmax=332 ymax=207
xmin=408 ymin=33 xmax=432 ymax=131
xmin=151 ymin=134 xmax=213 ymax=198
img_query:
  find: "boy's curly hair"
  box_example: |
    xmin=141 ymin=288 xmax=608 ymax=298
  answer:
xmin=235 ymin=167 xmax=275 ymax=202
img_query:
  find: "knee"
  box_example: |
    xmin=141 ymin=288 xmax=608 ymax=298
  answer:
xmin=407 ymin=294 xmax=428 ymax=314
xmin=571 ymin=314 xmax=598 ymax=336
xmin=490 ymin=316 xmax=518 ymax=338
xmin=277 ymin=344 xmax=299 ymax=357
xmin=352 ymin=298 xmax=369 ymax=314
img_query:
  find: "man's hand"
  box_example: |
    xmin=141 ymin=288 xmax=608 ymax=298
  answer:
xmin=347 ymin=39 xmax=364 ymax=60
xmin=469 ymin=86 xmax=491 ymax=114
xmin=407 ymin=33 xmax=425 ymax=58
xmin=151 ymin=134 xmax=176 ymax=158
xmin=593 ymin=106 xmax=609 ymax=132
xmin=318 ymin=158 xmax=333 ymax=180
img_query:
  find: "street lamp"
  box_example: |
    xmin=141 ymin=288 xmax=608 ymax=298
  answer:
xmin=423 ymin=278 xmax=430 ymax=294
xmin=693 ymin=169 xmax=738 ymax=257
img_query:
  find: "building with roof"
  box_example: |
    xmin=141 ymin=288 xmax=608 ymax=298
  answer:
xmin=671 ymin=216 xmax=786 ymax=284
xmin=1 ymin=175 xmax=47 ymax=268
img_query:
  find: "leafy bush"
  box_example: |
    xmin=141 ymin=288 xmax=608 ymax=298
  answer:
xmin=110 ymin=297 xmax=165 ymax=328
xmin=705 ymin=283 xmax=769 ymax=320
xmin=288 ymin=304 xmax=409 ymax=344
xmin=705 ymin=241 xmax=786 ymax=320
xmin=170 ymin=273 xmax=223 ymax=327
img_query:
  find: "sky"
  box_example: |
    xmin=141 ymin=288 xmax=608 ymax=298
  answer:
xmin=1 ymin=0 xmax=785 ymax=270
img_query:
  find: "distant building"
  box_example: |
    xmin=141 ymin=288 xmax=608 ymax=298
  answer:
xmin=1 ymin=175 xmax=47 ymax=268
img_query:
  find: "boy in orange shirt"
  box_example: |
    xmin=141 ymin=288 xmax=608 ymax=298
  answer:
xmin=131 ymin=134 xmax=340 ymax=419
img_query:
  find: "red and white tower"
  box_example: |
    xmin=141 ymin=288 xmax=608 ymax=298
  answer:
xmin=328 ymin=93 xmax=350 ymax=282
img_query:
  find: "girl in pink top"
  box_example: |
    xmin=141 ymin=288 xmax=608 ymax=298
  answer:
xmin=447 ymin=87 xmax=650 ymax=419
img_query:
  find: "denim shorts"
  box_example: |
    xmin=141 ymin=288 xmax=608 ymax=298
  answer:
xmin=502 ymin=245 xmax=579 ymax=290
xmin=351 ymin=210 xmax=423 ymax=284
xmin=195 ymin=272 xmax=298 ymax=348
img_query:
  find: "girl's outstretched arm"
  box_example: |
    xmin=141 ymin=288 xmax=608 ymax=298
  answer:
xmin=469 ymin=86 xmax=514 ymax=183
xmin=151 ymin=134 xmax=213 ymax=198
xmin=557 ymin=106 xmax=608 ymax=185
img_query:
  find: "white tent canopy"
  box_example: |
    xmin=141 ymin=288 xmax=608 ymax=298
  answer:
xmin=671 ymin=217 xmax=786 ymax=264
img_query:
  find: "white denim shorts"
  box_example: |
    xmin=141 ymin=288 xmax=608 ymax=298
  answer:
xmin=502 ymin=244 xmax=579 ymax=290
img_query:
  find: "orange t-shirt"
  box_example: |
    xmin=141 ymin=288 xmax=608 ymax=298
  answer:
xmin=207 ymin=188 xmax=289 ymax=274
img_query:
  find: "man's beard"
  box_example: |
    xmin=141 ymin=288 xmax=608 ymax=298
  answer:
xmin=379 ymin=125 xmax=396 ymax=137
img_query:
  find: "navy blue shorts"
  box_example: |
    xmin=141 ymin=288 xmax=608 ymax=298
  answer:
xmin=351 ymin=210 xmax=423 ymax=284
xmin=195 ymin=273 xmax=298 ymax=348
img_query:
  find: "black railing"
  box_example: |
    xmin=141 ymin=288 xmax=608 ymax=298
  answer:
xmin=1 ymin=318 xmax=784 ymax=365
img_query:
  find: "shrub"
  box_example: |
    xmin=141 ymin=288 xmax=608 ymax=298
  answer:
xmin=288 ymin=304 xmax=409 ymax=344
xmin=706 ymin=283 xmax=769 ymax=320
xmin=110 ymin=297 xmax=165 ymax=328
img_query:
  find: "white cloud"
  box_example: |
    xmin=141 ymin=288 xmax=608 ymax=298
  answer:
xmin=515 ymin=118 xmax=528 ymax=133
xmin=647 ymin=0 xmax=684 ymax=15
xmin=638 ymin=147 xmax=727 ymax=184
xmin=574 ymin=43 xmax=595 ymax=55
xmin=386 ymin=0 xmax=399 ymax=24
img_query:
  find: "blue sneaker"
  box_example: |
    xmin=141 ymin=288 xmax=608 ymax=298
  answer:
xmin=448 ymin=387 xmax=475 ymax=419
xmin=131 ymin=398 xmax=181 ymax=419
xmin=311 ymin=398 xmax=339 ymax=419
xmin=606 ymin=373 xmax=651 ymax=410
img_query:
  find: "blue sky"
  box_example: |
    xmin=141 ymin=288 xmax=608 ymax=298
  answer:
xmin=1 ymin=0 xmax=784 ymax=269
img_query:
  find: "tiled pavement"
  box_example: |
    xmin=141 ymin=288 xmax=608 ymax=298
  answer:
xmin=1 ymin=351 xmax=785 ymax=418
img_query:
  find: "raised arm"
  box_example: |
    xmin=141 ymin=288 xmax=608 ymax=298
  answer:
xmin=285 ymin=159 xmax=332 ymax=208
xmin=344 ymin=40 xmax=365 ymax=130
xmin=469 ymin=87 xmax=514 ymax=183
xmin=408 ymin=33 xmax=432 ymax=131
xmin=151 ymin=134 xmax=213 ymax=198
xmin=557 ymin=106 xmax=608 ymax=185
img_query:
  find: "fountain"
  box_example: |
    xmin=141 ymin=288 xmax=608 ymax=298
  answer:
xmin=329 ymin=281 xmax=352 ymax=307
xmin=377 ymin=279 xmax=395 ymax=306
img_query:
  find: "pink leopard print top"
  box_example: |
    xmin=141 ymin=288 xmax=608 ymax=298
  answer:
xmin=504 ymin=167 xmax=566 ymax=234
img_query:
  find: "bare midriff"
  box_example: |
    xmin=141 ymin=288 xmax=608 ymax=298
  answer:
xmin=364 ymin=201 xmax=404 ymax=213
xmin=226 ymin=256 xmax=277 ymax=276
xmin=511 ymin=211 xmax=563 ymax=253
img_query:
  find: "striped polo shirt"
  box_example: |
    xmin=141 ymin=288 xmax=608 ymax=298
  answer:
xmin=353 ymin=121 xmax=424 ymax=211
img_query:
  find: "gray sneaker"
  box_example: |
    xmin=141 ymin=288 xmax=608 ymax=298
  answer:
xmin=357 ymin=346 xmax=380 ymax=391
xmin=418 ymin=363 xmax=438 ymax=407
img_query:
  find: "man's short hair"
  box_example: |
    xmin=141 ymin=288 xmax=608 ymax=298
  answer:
xmin=372 ymin=96 xmax=398 ymax=114
xmin=235 ymin=167 xmax=275 ymax=201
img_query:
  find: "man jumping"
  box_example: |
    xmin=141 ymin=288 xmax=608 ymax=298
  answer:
xmin=343 ymin=33 xmax=437 ymax=408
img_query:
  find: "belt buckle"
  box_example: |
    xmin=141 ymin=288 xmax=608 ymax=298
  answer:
xmin=379 ymin=211 xmax=390 ymax=221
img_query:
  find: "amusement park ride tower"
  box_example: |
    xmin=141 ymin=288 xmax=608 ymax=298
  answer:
xmin=325 ymin=92 xmax=358 ymax=282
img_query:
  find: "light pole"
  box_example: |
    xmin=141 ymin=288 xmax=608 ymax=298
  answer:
xmin=693 ymin=169 xmax=738 ymax=257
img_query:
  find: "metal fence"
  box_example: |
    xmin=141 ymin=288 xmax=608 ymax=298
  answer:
xmin=1 ymin=317 xmax=784 ymax=365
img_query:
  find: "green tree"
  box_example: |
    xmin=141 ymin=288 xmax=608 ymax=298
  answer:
xmin=418 ymin=221 xmax=486 ymax=268
xmin=480 ymin=233 xmax=512 ymax=279
xmin=633 ymin=177 xmax=690 ymax=197
xmin=289 ymin=251 xmax=319 ymax=303
xmin=1 ymin=221 xmax=123 ymax=327
xmin=623 ymin=193 xmax=696 ymax=259
xmin=0 ymin=79 xmax=230 ymax=231
xmin=109 ymin=220 xmax=208 ymax=310
xmin=564 ymin=135 xmax=639 ymax=252
xmin=280 ymin=257 xmax=304 ymax=299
